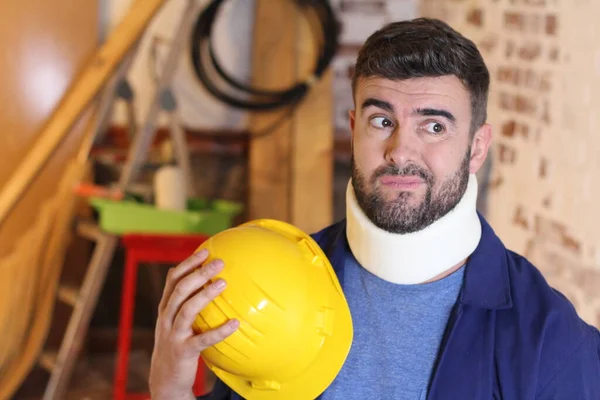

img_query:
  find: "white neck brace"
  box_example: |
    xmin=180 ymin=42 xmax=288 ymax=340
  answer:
xmin=346 ymin=174 xmax=482 ymax=284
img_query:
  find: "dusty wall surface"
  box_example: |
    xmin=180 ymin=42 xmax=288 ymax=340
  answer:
xmin=421 ymin=0 xmax=600 ymax=327
xmin=105 ymin=0 xmax=254 ymax=130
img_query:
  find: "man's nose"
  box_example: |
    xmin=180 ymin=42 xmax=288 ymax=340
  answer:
xmin=384 ymin=127 xmax=419 ymax=167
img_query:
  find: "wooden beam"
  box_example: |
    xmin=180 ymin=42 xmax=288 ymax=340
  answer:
xmin=0 ymin=0 xmax=168 ymax=226
xmin=249 ymin=0 xmax=297 ymax=223
xmin=291 ymin=9 xmax=334 ymax=233
xmin=96 ymin=125 xmax=249 ymax=157
xmin=249 ymin=0 xmax=333 ymax=232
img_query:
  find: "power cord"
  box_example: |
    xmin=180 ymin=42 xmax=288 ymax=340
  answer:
xmin=190 ymin=0 xmax=340 ymax=112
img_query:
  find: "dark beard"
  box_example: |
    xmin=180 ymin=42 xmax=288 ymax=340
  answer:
xmin=351 ymin=149 xmax=471 ymax=234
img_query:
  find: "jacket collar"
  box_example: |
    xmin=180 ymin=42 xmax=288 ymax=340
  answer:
xmin=319 ymin=213 xmax=513 ymax=310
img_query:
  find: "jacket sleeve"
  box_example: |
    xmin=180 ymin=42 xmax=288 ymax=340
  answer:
xmin=536 ymin=326 xmax=600 ymax=399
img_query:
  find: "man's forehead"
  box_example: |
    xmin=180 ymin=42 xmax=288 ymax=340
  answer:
xmin=355 ymin=75 xmax=469 ymax=108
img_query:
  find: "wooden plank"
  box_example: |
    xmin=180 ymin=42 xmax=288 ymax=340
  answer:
xmin=0 ymin=0 xmax=168 ymax=226
xmin=76 ymin=219 xmax=104 ymax=242
xmin=248 ymin=0 xmax=298 ymax=222
xmin=57 ymin=285 xmax=80 ymax=308
xmin=291 ymin=8 xmax=334 ymax=233
xmin=38 ymin=351 xmax=58 ymax=373
xmin=249 ymin=0 xmax=334 ymax=231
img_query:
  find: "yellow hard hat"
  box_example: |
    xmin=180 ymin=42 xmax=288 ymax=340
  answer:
xmin=192 ymin=219 xmax=353 ymax=400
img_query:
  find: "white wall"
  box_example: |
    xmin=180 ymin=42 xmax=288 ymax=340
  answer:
xmin=102 ymin=0 xmax=254 ymax=130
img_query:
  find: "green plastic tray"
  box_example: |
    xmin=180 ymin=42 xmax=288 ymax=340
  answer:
xmin=89 ymin=197 xmax=243 ymax=235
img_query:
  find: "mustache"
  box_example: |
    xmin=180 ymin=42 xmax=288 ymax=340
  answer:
xmin=371 ymin=163 xmax=433 ymax=184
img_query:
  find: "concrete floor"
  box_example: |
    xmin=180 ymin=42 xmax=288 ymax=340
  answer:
xmin=15 ymin=350 xmax=155 ymax=400
xmin=14 ymin=350 xmax=217 ymax=400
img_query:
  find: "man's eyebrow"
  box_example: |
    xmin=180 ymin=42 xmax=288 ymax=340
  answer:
xmin=414 ymin=108 xmax=456 ymax=124
xmin=360 ymin=98 xmax=395 ymax=113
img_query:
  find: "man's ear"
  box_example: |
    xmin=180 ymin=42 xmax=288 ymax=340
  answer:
xmin=469 ymin=123 xmax=492 ymax=174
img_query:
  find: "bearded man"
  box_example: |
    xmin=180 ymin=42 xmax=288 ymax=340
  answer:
xmin=148 ymin=18 xmax=600 ymax=400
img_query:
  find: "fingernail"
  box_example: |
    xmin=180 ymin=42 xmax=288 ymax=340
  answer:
xmin=228 ymin=319 xmax=240 ymax=330
xmin=213 ymin=279 xmax=226 ymax=290
xmin=195 ymin=249 xmax=208 ymax=258
xmin=210 ymin=259 xmax=224 ymax=270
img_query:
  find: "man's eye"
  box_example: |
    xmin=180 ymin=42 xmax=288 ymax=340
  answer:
xmin=424 ymin=122 xmax=445 ymax=134
xmin=370 ymin=117 xmax=393 ymax=129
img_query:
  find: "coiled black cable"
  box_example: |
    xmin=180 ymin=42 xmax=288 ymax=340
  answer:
xmin=190 ymin=0 xmax=340 ymax=111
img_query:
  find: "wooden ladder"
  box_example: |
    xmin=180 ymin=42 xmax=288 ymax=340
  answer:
xmin=27 ymin=1 xmax=203 ymax=398
xmin=38 ymin=220 xmax=118 ymax=399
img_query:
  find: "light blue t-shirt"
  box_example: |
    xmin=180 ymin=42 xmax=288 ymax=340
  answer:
xmin=321 ymin=255 xmax=465 ymax=400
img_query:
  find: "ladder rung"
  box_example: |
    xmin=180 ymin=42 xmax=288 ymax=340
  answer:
xmin=39 ymin=351 xmax=58 ymax=373
xmin=76 ymin=220 xmax=104 ymax=241
xmin=57 ymin=284 xmax=79 ymax=307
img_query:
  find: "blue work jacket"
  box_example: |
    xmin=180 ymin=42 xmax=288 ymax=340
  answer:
xmin=201 ymin=215 xmax=600 ymax=399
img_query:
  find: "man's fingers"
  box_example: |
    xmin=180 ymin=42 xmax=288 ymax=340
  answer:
xmin=162 ymin=258 xmax=225 ymax=325
xmin=188 ymin=319 xmax=240 ymax=352
xmin=173 ymin=278 xmax=227 ymax=335
xmin=159 ymin=249 xmax=209 ymax=313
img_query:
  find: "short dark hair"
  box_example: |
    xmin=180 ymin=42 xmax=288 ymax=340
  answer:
xmin=352 ymin=18 xmax=490 ymax=135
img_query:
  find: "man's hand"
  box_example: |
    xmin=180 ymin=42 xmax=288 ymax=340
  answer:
xmin=149 ymin=249 xmax=239 ymax=400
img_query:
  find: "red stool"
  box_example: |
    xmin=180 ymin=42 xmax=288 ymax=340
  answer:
xmin=114 ymin=233 xmax=211 ymax=400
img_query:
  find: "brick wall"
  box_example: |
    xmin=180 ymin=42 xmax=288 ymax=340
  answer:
xmin=421 ymin=0 xmax=600 ymax=327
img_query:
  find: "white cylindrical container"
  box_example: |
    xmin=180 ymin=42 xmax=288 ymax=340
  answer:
xmin=154 ymin=165 xmax=187 ymax=211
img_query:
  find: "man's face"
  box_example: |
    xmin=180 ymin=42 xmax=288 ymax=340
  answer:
xmin=350 ymin=75 xmax=491 ymax=234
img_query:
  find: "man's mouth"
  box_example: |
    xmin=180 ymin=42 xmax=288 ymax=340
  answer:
xmin=379 ymin=175 xmax=425 ymax=189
